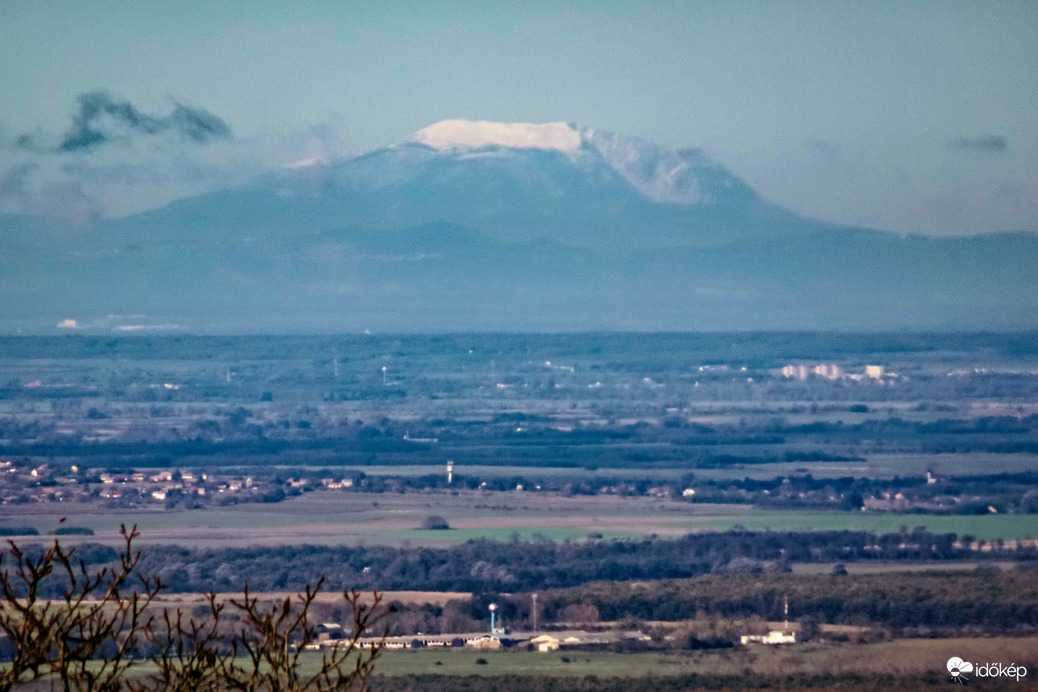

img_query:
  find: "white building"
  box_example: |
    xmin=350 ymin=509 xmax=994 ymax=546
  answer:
xmin=740 ymin=630 xmax=796 ymax=645
xmin=530 ymin=634 xmax=560 ymax=652
xmin=813 ymin=363 xmax=843 ymax=380
xmin=781 ymin=364 xmax=810 ymax=380
xmin=466 ymin=634 xmax=504 ymax=650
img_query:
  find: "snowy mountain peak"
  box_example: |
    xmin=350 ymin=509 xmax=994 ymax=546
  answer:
xmin=408 ymin=119 xmax=749 ymax=206
xmin=579 ymin=127 xmax=735 ymax=205
xmin=413 ymin=119 xmax=581 ymax=152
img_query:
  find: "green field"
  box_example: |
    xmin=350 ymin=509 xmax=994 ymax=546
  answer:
xmin=4 ymin=490 xmax=1036 ymax=548
xmin=52 ymin=636 xmax=1038 ymax=686
xmin=385 ymin=527 xmax=640 ymax=543
xmin=366 ymin=648 xmax=715 ymax=678
xmin=297 ymin=452 xmax=1038 ymax=481
xmin=790 ymin=560 xmax=1018 ymax=575
xmin=343 ymin=636 xmax=1038 ymax=678
xmin=681 ymin=509 xmax=1038 ymax=540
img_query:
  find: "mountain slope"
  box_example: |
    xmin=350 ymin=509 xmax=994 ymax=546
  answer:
xmin=3 ymin=219 xmax=1036 ymax=332
xmin=74 ymin=121 xmax=832 ymax=253
xmin=0 ymin=120 xmax=1035 ymax=332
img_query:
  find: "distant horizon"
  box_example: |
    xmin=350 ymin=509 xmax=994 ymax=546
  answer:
xmin=6 ymin=328 xmax=1038 ymax=339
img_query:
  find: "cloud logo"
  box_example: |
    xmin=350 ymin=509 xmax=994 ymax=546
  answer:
xmin=947 ymin=657 xmax=973 ymax=683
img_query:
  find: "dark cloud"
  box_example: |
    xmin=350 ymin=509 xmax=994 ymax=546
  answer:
xmin=15 ymin=133 xmax=40 ymax=150
xmin=60 ymin=159 xmax=225 ymax=186
xmin=947 ymin=135 xmax=1007 ymax=152
xmin=167 ymin=103 xmax=232 ymax=142
xmin=804 ymin=139 xmax=836 ymax=152
xmin=1 ymin=115 xmax=344 ymax=221
xmin=0 ymin=164 xmax=99 ymax=227
xmin=17 ymin=90 xmax=232 ymax=153
xmin=0 ymin=163 xmax=39 ymax=197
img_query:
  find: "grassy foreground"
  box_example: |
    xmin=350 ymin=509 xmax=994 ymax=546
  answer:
xmin=317 ymin=636 xmax=1038 ymax=678
xmin=15 ymin=635 xmax=1037 ymax=691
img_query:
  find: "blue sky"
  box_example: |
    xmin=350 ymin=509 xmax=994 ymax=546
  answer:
xmin=1 ymin=0 xmax=1036 ymax=234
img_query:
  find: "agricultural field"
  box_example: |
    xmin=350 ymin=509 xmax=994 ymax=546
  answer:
xmin=2 ymin=334 xmax=1038 ymax=686
xmin=55 ymin=636 xmax=1038 ymax=691
xmin=5 ymin=488 xmax=1037 ymax=549
xmin=362 ymin=637 xmax=1038 ymax=679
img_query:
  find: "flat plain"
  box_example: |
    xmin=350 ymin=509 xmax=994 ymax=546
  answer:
xmin=4 ymin=487 xmax=1036 ymax=548
xmin=345 ymin=636 xmax=1038 ymax=678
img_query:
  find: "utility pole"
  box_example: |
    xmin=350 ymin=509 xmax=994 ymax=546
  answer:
xmin=531 ymin=593 xmax=538 ymax=632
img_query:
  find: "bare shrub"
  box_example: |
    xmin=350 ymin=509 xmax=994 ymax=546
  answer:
xmin=0 ymin=526 xmax=389 ymax=692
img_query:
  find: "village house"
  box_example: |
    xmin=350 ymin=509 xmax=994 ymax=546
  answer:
xmin=530 ymin=634 xmax=560 ymax=652
xmin=740 ymin=630 xmax=796 ymax=645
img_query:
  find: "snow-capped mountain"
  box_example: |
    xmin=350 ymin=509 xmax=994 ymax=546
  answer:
xmin=231 ymin=119 xmax=822 ymax=250
xmin=409 ymin=119 xmax=757 ymax=206
xmin=413 ymin=120 xmax=583 ymax=152
xmin=1 ymin=120 xmax=1035 ymax=333
xmin=579 ymin=126 xmax=751 ymax=206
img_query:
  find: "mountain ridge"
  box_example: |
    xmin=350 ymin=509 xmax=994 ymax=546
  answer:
xmin=1 ymin=120 xmax=1035 ymax=333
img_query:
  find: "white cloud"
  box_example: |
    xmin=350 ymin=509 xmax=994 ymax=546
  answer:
xmin=0 ymin=122 xmax=345 ymax=222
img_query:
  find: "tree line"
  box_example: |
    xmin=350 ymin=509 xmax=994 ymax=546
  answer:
xmin=96 ymin=529 xmax=1030 ymax=596
xmin=544 ymin=569 xmax=1038 ymax=631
